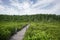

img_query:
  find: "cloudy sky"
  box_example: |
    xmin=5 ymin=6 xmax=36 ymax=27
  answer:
xmin=0 ymin=0 xmax=60 ymax=15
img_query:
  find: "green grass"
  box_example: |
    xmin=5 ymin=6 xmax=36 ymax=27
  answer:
xmin=0 ymin=14 xmax=60 ymax=40
xmin=23 ymin=21 xmax=60 ymax=40
xmin=0 ymin=21 xmax=27 ymax=40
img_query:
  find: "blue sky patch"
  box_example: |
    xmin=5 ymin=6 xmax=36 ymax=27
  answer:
xmin=30 ymin=0 xmax=37 ymax=4
xmin=1 ymin=0 xmax=10 ymax=5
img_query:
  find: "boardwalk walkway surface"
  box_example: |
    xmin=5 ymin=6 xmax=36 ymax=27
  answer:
xmin=10 ymin=24 xmax=30 ymax=40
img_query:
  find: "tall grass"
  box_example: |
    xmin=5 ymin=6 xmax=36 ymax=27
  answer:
xmin=0 ymin=21 xmax=26 ymax=40
xmin=24 ymin=22 xmax=60 ymax=40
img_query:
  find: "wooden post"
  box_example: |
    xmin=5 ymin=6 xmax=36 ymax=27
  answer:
xmin=15 ymin=27 xmax=17 ymax=34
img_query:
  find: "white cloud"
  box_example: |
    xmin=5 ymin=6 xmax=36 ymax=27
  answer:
xmin=0 ymin=5 xmax=5 ymax=11
xmin=0 ymin=5 xmax=19 ymax=15
xmin=0 ymin=0 xmax=60 ymax=15
xmin=23 ymin=2 xmax=30 ymax=9
xmin=32 ymin=0 xmax=54 ymax=8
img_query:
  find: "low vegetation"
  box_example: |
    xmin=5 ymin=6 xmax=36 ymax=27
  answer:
xmin=0 ymin=14 xmax=60 ymax=40
xmin=24 ymin=22 xmax=60 ymax=40
xmin=0 ymin=21 xmax=26 ymax=40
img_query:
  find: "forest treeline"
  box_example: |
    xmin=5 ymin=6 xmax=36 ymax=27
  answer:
xmin=0 ymin=14 xmax=60 ymax=22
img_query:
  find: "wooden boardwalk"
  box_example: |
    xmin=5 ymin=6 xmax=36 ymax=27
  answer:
xmin=10 ymin=24 xmax=30 ymax=40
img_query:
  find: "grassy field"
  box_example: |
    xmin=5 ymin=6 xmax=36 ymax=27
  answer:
xmin=0 ymin=14 xmax=60 ymax=40
xmin=24 ymin=21 xmax=60 ymax=40
xmin=0 ymin=21 xmax=27 ymax=40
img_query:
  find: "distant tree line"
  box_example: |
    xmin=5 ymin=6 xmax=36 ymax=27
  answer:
xmin=0 ymin=14 xmax=60 ymax=22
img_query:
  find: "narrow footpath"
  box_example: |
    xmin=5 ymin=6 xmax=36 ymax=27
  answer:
xmin=10 ymin=24 xmax=30 ymax=40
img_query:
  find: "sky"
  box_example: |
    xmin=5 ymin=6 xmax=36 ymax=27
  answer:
xmin=0 ymin=0 xmax=60 ymax=15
